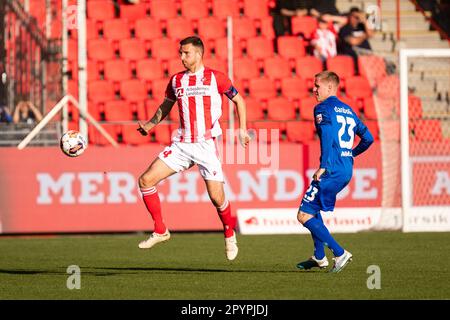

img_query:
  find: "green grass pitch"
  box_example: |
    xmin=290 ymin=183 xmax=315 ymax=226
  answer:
xmin=0 ymin=231 xmax=449 ymax=299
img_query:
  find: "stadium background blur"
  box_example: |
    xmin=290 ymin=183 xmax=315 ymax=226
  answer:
xmin=0 ymin=0 xmax=449 ymax=300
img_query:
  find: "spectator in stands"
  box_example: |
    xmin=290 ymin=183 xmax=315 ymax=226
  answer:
xmin=272 ymin=0 xmax=314 ymax=37
xmin=311 ymin=16 xmax=337 ymax=63
xmin=0 ymin=104 xmax=13 ymax=123
xmin=13 ymin=100 xmax=43 ymax=125
xmin=310 ymin=0 xmax=347 ymax=29
xmin=338 ymin=7 xmax=374 ymax=72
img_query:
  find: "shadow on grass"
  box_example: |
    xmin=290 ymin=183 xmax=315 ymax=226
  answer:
xmin=87 ymin=266 xmax=325 ymax=274
xmin=0 ymin=266 xmax=326 ymax=277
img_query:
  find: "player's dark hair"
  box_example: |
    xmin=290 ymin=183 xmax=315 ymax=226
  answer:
xmin=180 ymin=36 xmax=204 ymax=56
xmin=315 ymin=71 xmax=340 ymax=87
xmin=349 ymin=6 xmax=361 ymax=14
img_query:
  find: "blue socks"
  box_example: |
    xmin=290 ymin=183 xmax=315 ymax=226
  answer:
xmin=311 ymin=213 xmax=326 ymax=260
xmin=304 ymin=214 xmax=344 ymax=257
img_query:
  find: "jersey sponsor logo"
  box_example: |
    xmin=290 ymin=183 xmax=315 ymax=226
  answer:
xmin=334 ymin=106 xmax=352 ymax=115
xmin=176 ymin=88 xmax=184 ymax=98
xmin=315 ymin=114 xmax=323 ymax=124
xmin=341 ymin=150 xmax=353 ymax=157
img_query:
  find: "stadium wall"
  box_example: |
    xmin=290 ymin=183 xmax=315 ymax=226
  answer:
xmin=0 ymin=142 xmax=383 ymax=234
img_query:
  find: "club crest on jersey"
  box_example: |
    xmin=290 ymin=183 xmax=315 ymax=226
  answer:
xmin=316 ymin=114 xmax=323 ymax=124
xmin=176 ymin=88 xmax=184 ymax=98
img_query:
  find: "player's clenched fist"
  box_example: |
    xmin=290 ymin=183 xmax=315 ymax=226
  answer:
xmin=239 ymin=129 xmax=251 ymax=148
xmin=137 ymin=121 xmax=150 ymax=136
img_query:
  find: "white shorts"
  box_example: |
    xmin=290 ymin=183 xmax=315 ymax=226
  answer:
xmin=158 ymin=139 xmax=224 ymax=182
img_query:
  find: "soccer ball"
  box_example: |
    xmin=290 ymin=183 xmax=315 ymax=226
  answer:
xmin=60 ymin=130 xmax=87 ymax=157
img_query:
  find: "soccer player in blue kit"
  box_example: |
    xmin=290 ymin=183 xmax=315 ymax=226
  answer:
xmin=297 ymin=71 xmax=374 ymax=273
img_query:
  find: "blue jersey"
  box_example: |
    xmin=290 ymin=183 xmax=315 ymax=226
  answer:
xmin=314 ymin=96 xmax=373 ymax=178
xmin=300 ymin=96 xmax=374 ymax=214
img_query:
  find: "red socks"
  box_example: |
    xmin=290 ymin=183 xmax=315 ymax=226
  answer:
xmin=217 ymin=201 xmax=236 ymax=238
xmin=140 ymin=187 xmax=166 ymax=234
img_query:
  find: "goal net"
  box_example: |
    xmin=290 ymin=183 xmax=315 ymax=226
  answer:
xmin=400 ymin=49 xmax=450 ymax=232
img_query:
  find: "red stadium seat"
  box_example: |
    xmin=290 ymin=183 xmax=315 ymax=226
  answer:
xmin=291 ymin=16 xmax=318 ymax=40
xmin=286 ymin=121 xmax=316 ymax=143
xmin=87 ymin=61 xmax=100 ymax=82
xmin=408 ymin=95 xmax=423 ymax=119
xmin=299 ymin=96 xmax=317 ymax=121
xmin=104 ymin=60 xmax=132 ymax=81
xmin=358 ymin=55 xmax=387 ymax=88
xmin=203 ymin=58 xmax=227 ymax=74
xmin=245 ymin=97 xmax=266 ymax=121
xmin=326 ymin=55 xmax=355 ymax=82
xmin=88 ymin=39 xmax=115 ymax=61
xmin=214 ymin=38 xmax=243 ymax=60
xmin=88 ymin=80 xmax=115 ymax=103
xmin=119 ymin=39 xmax=148 ymax=61
xmin=153 ymin=123 xmax=172 ymax=145
xmin=233 ymin=17 xmax=257 ymax=40
xmin=121 ymin=124 xmax=151 ymax=145
xmin=87 ymin=1 xmax=116 ymax=21
xmin=280 ymin=77 xmax=309 ymax=100
xmin=135 ymin=19 xmax=163 ymax=40
xmin=212 ymin=0 xmax=240 ymax=19
xmin=120 ymin=3 xmax=150 ymax=20
xmin=136 ymin=59 xmax=165 ymax=81
xmin=120 ymin=79 xmax=148 ymax=102
xmin=68 ymin=79 xmax=78 ymax=99
xmin=70 ymin=19 xmax=99 ymax=40
xmin=150 ymin=0 xmax=178 ymax=20
xmin=166 ymin=18 xmax=194 ymax=40
xmin=259 ymin=17 xmax=276 ymax=40
xmin=245 ymin=97 xmax=267 ymax=121
xmin=151 ymin=78 xmax=171 ymax=100
xmin=167 ymin=58 xmax=185 ymax=76
xmin=151 ymin=38 xmax=179 ymax=60
xmin=103 ymin=100 xmax=134 ymax=121
xmin=181 ymin=0 xmax=209 ymax=19
xmin=103 ymin=19 xmax=131 ymax=41
xmin=246 ymin=37 xmax=274 ymax=60
xmin=264 ymin=57 xmax=292 ymax=79
xmin=197 ymin=17 xmax=226 ymax=41
xmin=345 ymin=76 xmax=372 ymax=100
xmin=412 ymin=119 xmax=443 ymax=142
xmin=234 ymin=57 xmax=260 ymax=80
xmin=295 ymin=56 xmax=323 ymax=88
xmin=68 ymin=39 xmax=78 ymax=62
xmin=248 ymin=78 xmax=277 ymax=100
xmin=364 ymin=120 xmax=379 ymax=140
xmin=278 ymin=36 xmax=306 ymax=59
xmin=267 ymin=97 xmax=297 ymax=120
xmin=249 ymin=121 xmax=285 ymax=142
xmin=243 ymin=0 xmax=270 ymax=18
xmin=88 ymin=124 xmax=121 ymax=145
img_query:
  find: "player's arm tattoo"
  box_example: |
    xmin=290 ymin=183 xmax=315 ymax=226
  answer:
xmin=149 ymin=98 xmax=175 ymax=126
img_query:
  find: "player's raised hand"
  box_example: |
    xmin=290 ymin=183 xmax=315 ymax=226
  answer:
xmin=238 ymin=128 xmax=251 ymax=148
xmin=137 ymin=121 xmax=150 ymax=136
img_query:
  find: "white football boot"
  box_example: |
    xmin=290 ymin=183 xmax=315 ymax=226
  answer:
xmin=138 ymin=230 xmax=171 ymax=249
xmin=225 ymin=231 xmax=239 ymax=261
xmin=296 ymin=255 xmax=329 ymax=270
xmin=329 ymin=250 xmax=353 ymax=273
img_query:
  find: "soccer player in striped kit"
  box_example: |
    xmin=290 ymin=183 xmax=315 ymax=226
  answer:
xmin=137 ymin=36 xmax=250 ymax=261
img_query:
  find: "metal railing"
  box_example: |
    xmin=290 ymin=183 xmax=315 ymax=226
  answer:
xmin=1 ymin=0 xmax=61 ymax=117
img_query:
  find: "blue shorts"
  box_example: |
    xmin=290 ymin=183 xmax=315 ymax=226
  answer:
xmin=300 ymin=172 xmax=351 ymax=215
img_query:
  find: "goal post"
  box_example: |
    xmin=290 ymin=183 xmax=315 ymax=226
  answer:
xmin=400 ymin=48 xmax=450 ymax=232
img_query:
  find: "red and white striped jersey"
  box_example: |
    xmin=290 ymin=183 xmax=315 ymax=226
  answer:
xmin=165 ymin=66 xmax=233 ymax=143
xmin=311 ymin=28 xmax=337 ymax=60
